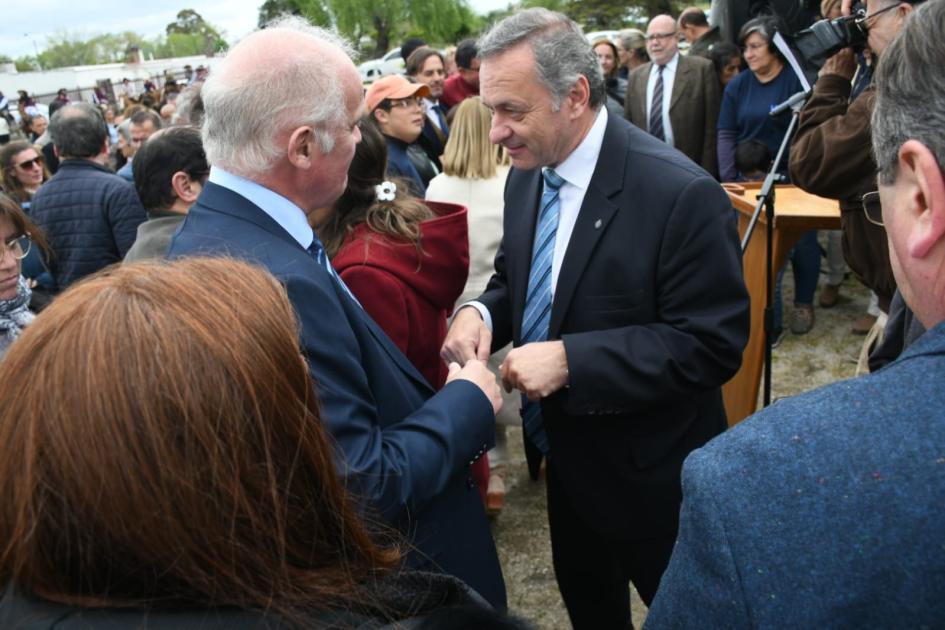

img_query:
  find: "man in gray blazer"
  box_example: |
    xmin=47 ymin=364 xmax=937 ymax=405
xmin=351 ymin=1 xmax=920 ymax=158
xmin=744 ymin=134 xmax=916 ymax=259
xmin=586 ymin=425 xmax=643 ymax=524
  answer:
xmin=646 ymin=3 xmax=945 ymax=625
xmin=624 ymin=14 xmax=720 ymax=178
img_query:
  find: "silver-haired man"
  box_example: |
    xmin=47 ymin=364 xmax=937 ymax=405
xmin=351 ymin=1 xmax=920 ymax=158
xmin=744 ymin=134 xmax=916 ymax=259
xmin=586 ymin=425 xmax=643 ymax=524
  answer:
xmin=441 ymin=8 xmax=749 ymax=628
xmin=167 ymin=18 xmax=507 ymax=608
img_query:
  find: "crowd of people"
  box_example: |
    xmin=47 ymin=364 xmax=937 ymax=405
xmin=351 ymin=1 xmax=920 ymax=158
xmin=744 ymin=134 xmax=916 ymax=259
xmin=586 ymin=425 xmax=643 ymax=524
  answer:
xmin=0 ymin=0 xmax=943 ymax=627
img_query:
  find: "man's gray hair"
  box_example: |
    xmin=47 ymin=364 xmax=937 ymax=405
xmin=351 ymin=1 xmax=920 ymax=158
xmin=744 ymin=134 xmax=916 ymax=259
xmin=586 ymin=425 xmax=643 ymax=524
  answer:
xmin=201 ymin=16 xmax=356 ymax=177
xmin=49 ymin=102 xmax=108 ymax=159
xmin=872 ymin=0 xmax=945 ymax=185
xmin=478 ymin=8 xmax=605 ymax=112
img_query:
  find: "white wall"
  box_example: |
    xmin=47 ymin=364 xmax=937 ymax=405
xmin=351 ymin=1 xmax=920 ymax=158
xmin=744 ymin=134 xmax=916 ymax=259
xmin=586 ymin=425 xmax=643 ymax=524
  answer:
xmin=0 ymin=54 xmax=222 ymax=102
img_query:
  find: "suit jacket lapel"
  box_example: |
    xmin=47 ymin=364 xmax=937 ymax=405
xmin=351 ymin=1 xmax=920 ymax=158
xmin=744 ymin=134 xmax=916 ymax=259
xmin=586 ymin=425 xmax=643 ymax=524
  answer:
xmin=549 ymin=115 xmax=626 ymax=337
xmin=670 ymin=57 xmax=692 ymax=111
xmin=636 ymin=62 xmax=652 ymax=123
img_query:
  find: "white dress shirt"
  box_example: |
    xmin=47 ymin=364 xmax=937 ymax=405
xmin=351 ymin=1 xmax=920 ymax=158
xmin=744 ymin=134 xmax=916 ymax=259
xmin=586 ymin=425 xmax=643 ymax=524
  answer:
xmin=645 ymin=52 xmax=678 ymax=148
xmin=208 ymin=166 xmax=314 ymax=249
xmin=424 ymin=97 xmax=446 ymax=132
xmin=466 ymin=106 xmax=609 ymax=331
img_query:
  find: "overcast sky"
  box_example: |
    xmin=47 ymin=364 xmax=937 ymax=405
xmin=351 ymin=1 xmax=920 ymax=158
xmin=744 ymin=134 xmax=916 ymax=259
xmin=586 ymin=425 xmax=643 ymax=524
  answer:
xmin=1 ymin=0 xmax=512 ymax=60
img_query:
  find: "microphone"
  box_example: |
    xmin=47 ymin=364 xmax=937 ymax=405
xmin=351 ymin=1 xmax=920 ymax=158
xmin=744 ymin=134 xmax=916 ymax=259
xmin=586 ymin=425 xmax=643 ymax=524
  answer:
xmin=770 ymin=90 xmax=810 ymax=117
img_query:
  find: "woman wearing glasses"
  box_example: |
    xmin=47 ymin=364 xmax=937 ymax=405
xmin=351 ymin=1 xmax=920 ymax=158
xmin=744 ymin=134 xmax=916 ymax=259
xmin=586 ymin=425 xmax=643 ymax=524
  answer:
xmin=0 ymin=195 xmax=49 ymax=359
xmin=0 ymin=142 xmax=55 ymax=302
xmin=718 ymin=15 xmax=820 ymax=339
xmin=365 ymin=75 xmax=437 ymax=196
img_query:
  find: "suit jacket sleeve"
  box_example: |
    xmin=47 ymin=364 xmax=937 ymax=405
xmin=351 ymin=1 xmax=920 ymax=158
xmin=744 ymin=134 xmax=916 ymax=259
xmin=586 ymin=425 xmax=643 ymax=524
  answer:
xmin=339 ymin=266 xmax=411 ymax=357
xmin=561 ymin=175 xmax=748 ymax=412
xmin=283 ymin=271 xmax=494 ymax=521
xmin=701 ymin=62 xmax=721 ymax=178
xmin=788 ymin=74 xmax=876 ymax=200
xmin=106 ymin=180 xmax=147 ymax=257
xmin=643 ymin=450 xmax=752 ymax=628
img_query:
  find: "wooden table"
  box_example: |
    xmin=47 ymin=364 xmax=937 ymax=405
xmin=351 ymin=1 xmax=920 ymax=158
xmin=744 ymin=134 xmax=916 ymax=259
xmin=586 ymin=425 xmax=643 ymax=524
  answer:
xmin=721 ymin=182 xmax=841 ymax=425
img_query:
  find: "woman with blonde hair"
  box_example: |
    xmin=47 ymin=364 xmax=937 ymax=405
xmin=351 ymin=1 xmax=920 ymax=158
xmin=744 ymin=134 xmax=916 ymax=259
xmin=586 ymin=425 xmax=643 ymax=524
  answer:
xmin=427 ymin=96 xmax=516 ymax=517
xmin=0 ymin=257 xmax=501 ymax=626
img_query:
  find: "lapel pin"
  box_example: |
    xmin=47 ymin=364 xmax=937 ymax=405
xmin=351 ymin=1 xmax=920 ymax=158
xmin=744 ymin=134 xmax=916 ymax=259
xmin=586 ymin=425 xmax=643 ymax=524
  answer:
xmin=594 ymin=219 xmax=602 ymax=229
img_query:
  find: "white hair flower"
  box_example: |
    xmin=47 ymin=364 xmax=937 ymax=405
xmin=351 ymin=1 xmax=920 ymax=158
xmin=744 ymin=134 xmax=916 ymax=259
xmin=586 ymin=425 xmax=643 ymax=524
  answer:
xmin=375 ymin=181 xmax=397 ymax=202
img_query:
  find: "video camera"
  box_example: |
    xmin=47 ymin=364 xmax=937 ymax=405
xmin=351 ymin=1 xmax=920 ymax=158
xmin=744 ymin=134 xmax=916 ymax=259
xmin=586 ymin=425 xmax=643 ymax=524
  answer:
xmin=793 ymin=2 xmax=867 ymax=67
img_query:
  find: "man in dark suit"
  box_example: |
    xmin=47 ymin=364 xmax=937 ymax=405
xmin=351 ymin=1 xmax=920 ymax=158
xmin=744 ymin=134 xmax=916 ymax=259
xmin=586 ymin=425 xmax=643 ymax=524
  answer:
xmin=407 ymin=47 xmax=450 ymax=171
xmin=646 ymin=3 xmax=945 ymax=625
xmin=166 ymin=17 xmax=507 ymax=610
xmin=624 ymin=14 xmax=720 ymax=177
xmin=442 ymin=9 xmax=749 ymax=629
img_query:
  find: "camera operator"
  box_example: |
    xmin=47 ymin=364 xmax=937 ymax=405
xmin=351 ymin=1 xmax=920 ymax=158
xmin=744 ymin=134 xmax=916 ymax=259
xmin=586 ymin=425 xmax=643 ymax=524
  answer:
xmin=789 ymin=0 xmax=923 ymax=330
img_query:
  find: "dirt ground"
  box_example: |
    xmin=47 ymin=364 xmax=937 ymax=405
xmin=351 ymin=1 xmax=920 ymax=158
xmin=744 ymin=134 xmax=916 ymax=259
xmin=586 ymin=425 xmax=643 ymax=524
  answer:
xmin=489 ymin=242 xmax=873 ymax=629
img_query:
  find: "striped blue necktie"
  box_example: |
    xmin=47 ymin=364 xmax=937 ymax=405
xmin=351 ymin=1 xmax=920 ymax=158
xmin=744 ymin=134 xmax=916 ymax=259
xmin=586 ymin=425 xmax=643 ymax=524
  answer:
xmin=308 ymin=236 xmax=361 ymax=307
xmin=649 ymin=64 xmax=665 ymax=142
xmin=520 ymin=168 xmax=564 ymax=455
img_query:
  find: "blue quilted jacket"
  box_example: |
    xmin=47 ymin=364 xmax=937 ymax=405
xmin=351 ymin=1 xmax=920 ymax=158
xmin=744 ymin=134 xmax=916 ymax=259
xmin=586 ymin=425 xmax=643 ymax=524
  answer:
xmin=30 ymin=159 xmax=145 ymax=289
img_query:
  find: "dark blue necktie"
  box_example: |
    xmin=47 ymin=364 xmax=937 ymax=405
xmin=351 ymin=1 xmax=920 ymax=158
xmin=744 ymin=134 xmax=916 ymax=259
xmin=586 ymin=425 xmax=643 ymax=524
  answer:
xmin=308 ymin=236 xmax=361 ymax=307
xmin=520 ymin=168 xmax=564 ymax=455
xmin=433 ymin=104 xmax=449 ymax=135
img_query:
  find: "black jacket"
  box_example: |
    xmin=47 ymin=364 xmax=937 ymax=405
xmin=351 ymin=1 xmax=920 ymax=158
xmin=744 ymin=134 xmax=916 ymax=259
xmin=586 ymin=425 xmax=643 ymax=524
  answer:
xmin=30 ymin=159 xmax=145 ymax=290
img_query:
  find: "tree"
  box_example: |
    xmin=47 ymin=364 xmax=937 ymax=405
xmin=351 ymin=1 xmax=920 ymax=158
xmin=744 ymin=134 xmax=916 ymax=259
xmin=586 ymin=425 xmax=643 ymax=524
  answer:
xmin=257 ymin=0 xmax=331 ymax=28
xmin=256 ymin=0 xmax=480 ymax=58
xmin=166 ymin=9 xmax=227 ymax=55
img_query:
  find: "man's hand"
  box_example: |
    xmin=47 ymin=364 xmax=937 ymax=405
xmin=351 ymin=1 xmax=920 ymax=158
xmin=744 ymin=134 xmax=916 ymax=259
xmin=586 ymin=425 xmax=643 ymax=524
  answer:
xmin=446 ymin=360 xmax=503 ymax=415
xmin=500 ymin=340 xmax=569 ymax=401
xmin=441 ymin=306 xmax=492 ymax=365
xmin=819 ymin=47 xmax=857 ymax=80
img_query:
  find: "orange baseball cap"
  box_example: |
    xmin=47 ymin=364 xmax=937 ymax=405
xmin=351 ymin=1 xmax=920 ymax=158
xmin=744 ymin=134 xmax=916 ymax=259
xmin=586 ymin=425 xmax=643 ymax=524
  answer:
xmin=365 ymin=75 xmax=431 ymax=112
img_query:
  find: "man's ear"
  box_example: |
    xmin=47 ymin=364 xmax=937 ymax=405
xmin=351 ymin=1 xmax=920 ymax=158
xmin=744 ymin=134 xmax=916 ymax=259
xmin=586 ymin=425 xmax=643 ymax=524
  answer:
xmin=286 ymin=125 xmax=316 ymax=169
xmin=566 ymin=75 xmax=591 ymax=119
xmin=372 ymin=108 xmax=389 ymax=130
xmin=897 ymin=140 xmax=945 ymax=259
xmin=170 ymin=171 xmax=201 ymax=204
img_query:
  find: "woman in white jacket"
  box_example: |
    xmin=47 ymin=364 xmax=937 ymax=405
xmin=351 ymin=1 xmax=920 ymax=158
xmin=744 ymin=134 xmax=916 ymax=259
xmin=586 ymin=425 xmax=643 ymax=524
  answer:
xmin=426 ymin=97 xmax=516 ymax=517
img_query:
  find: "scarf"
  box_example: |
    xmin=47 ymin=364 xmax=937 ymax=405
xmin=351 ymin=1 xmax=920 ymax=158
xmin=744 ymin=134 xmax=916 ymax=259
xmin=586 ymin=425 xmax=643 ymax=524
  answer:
xmin=0 ymin=276 xmax=34 ymax=350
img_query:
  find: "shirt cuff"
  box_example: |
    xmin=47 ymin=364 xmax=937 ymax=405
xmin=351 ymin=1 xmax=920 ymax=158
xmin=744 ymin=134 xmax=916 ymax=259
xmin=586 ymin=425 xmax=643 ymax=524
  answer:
xmin=457 ymin=301 xmax=493 ymax=333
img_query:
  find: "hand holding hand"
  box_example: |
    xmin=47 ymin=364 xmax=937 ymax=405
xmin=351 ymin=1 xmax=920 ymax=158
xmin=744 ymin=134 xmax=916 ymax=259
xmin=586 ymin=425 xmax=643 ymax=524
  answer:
xmin=500 ymin=340 xmax=569 ymax=401
xmin=441 ymin=306 xmax=492 ymax=365
xmin=447 ymin=360 xmax=503 ymax=414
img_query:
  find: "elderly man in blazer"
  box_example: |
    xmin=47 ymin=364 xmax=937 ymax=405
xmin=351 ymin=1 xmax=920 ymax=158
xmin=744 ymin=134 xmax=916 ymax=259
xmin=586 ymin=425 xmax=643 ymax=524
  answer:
xmin=442 ymin=9 xmax=749 ymax=629
xmin=166 ymin=17 xmax=507 ymax=610
xmin=646 ymin=3 xmax=945 ymax=625
xmin=625 ymin=14 xmax=720 ymax=178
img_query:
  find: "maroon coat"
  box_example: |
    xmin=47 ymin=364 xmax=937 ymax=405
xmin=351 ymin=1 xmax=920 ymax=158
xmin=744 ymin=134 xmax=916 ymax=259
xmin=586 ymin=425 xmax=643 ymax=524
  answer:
xmin=332 ymin=201 xmax=469 ymax=390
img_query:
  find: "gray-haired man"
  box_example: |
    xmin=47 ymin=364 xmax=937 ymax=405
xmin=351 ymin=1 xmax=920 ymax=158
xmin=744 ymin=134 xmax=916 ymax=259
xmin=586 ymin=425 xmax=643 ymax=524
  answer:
xmin=442 ymin=8 xmax=749 ymax=628
xmin=167 ymin=17 xmax=507 ymax=609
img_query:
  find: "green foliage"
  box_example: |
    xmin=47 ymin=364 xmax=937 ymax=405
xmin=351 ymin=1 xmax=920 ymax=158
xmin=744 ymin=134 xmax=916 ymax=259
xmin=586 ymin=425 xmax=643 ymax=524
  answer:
xmin=15 ymin=56 xmax=39 ymax=72
xmin=256 ymin=0 xmax=483 ymax=58
xmin=18 ymin=10 xmax=227 ymax=70
xmin=257 ymin=0 xmax=332 ymax=28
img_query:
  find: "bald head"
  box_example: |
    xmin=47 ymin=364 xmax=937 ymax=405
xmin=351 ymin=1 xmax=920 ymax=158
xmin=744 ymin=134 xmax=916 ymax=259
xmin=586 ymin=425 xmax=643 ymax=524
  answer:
xmin=201 ymin=17 xmax=361 ymax=178
xmin=646 ymin=15 xmax=679 ymax=66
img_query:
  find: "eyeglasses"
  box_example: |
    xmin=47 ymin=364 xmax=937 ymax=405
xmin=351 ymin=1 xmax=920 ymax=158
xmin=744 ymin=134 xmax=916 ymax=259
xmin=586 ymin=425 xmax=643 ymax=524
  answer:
xmin=862 ymin=191 xmax=884 ymax=226
xmin=645 ymin=31 xmax=677 ymax=42
xmin=388 ymin=97 xmax=424 ymax=110
xmin=15 ymin=156 xmax=43 ymax=170
xmin=855 ymin=2 xmax=902 ymax=31
xmin=0 ymin=235 xmax=32 ymax=261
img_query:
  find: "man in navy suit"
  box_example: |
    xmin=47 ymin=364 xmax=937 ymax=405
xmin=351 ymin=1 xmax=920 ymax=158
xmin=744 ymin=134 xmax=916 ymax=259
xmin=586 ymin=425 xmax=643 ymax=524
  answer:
xmin=166 ymin=17 xmax=507 ymax=609
xmin=646 ymin=2 xmax=945 ymax=625
xmin=441 ymin=9 xmax=749 ymax=628
xmin=406 ymin=47 xmax=450 ymax=171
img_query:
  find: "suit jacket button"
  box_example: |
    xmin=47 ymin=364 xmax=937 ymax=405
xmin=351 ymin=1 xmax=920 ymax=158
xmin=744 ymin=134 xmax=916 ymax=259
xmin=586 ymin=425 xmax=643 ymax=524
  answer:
xmin=466 ymin=476 xmax=476 ymax=490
